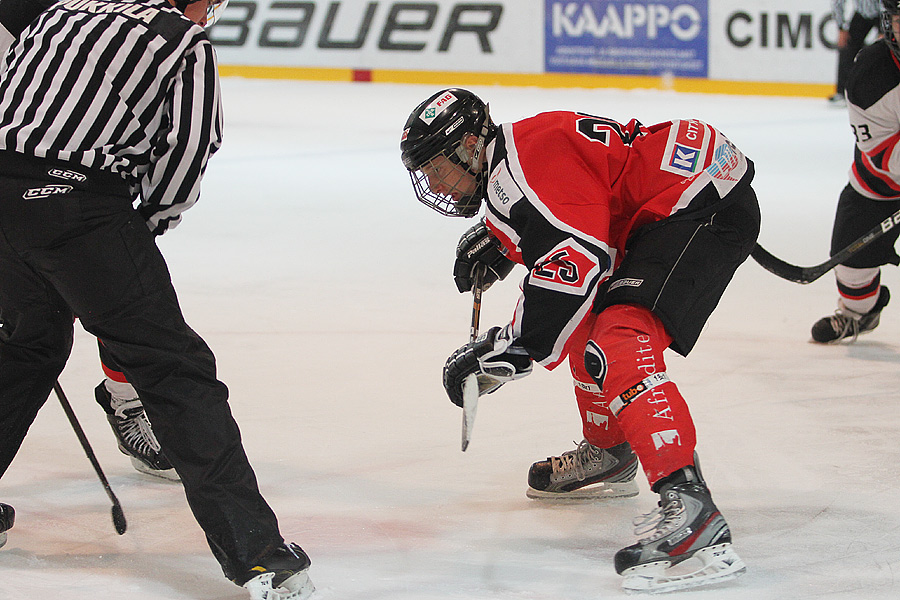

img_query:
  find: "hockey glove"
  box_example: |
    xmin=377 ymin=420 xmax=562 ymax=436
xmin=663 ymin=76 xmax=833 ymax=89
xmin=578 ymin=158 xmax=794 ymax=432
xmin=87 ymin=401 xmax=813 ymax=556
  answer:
xmin=443 ymin=325 xmax=533 ymax=407
xmin=453 ymin=219 xmax=515 ymax=293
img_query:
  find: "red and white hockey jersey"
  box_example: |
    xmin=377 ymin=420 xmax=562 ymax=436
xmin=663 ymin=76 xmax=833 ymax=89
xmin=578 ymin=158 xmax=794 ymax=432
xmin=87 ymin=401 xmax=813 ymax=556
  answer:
xmin=483 ymin=112 xmax=752 ymax=369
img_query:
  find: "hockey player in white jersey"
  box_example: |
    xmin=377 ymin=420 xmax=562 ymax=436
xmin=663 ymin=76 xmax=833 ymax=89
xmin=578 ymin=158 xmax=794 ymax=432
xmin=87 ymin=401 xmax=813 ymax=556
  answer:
xmin=812 ymin=0 xmax=900 ymax=342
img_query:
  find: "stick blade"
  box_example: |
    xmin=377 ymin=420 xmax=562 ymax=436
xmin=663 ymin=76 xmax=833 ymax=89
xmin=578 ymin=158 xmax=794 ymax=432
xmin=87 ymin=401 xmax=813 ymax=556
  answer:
xmin=460 ymin=374 xmax=479 ymax=452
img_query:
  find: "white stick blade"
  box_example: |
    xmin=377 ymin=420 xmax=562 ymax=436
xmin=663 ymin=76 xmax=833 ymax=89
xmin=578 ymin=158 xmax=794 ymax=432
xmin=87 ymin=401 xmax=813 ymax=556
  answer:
xmin=461 ymin=373 xmax=479 ymax=451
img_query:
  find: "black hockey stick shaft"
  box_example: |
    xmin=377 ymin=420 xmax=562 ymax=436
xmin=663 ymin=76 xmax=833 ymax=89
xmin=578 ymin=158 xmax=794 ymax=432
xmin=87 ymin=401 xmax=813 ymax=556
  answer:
xmin=751 ymin=206 xmax=900 ymax=284
xmin=53 ymin=381 xmax=127 ymax=535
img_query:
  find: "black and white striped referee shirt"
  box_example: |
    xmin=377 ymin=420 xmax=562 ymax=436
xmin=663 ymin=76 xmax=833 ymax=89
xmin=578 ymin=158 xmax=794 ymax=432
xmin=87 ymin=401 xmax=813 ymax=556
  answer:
xmin=0 ymin=0 xmax=222 ymax=234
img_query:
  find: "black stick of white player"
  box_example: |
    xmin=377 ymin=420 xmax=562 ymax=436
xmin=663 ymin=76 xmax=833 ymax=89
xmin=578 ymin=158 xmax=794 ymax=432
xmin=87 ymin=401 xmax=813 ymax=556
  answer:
xmin=461 ymin=265 xmax=486 ymax=452
xmin=751 ymin=207 xmax=900 ymax=284
xmin=54 ymin=381 xmax=127 ymax=535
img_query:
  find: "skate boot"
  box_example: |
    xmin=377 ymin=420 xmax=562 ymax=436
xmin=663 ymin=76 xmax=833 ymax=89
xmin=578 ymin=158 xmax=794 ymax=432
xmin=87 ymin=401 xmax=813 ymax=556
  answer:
xmin=238 ymin=542 xmax=315 ymax=600
xmin=526 ymin=439 xmax=639 ymax=499
xmin=811 ymin=286 xmax=890 ymax=343
xmin=95 ymin=382 xmax=179 ymax=482
xmin=0 ymin=503 xmax=13 ymax=549
xmin=614 ymin=464 xmax=745 ymax=593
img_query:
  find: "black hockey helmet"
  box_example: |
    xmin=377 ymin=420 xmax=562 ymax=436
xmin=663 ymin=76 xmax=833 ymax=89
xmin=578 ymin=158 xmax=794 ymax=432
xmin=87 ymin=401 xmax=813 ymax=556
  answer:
xmin=400 ymin=88 xmax=496 ymax=217
xmin=882 ymin=0 xmax=900 ymax=59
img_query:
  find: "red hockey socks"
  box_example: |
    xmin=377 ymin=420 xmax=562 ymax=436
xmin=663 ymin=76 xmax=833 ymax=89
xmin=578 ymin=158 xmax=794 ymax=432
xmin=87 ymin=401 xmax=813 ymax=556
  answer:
xmin=583 ymin=304 xmax=696 ymax=488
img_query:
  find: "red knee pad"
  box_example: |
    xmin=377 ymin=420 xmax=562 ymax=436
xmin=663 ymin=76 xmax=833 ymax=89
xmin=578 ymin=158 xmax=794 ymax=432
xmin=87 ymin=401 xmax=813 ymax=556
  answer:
xmin=585 ymin=304 xmax=696 ymax=486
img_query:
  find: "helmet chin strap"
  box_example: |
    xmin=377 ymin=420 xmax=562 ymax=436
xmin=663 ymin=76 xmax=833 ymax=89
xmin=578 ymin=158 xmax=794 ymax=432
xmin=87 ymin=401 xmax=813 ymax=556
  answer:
xmin=454 ymin=103 xmax=493 ymax=176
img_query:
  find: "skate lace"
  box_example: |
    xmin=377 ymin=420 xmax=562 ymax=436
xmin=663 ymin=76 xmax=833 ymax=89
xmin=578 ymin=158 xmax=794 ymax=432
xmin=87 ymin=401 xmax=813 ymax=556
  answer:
xmin=116 ymin=408 xmax=162 ymax=455
xmin=829 ymin=309 xmax=861 ymax=343
xmin=551 ymin=439 xmax=600 ymax=482
xmin=111 ymin=397 xmax=142 ymax=420
xmin=632 ymin=497 xmax=686 ymax=542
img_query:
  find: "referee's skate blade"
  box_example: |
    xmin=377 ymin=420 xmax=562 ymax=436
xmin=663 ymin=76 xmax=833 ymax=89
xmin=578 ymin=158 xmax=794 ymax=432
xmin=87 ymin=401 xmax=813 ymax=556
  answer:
xmin=244 ymin=570 xmax=316 ymax=600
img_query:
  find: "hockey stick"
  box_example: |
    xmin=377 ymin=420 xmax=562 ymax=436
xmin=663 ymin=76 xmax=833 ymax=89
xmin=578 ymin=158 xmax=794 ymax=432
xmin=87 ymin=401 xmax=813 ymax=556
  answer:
xmin=53 ymin=381 xmax=127 ymax=535
xmin=751 ymin=206 xmax=900 ymax=284
xmin=461 ymin=265 xmax=486 ymax=452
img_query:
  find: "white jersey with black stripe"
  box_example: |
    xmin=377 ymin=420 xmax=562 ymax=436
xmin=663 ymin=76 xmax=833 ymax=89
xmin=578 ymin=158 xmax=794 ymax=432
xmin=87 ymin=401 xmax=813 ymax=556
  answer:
xmin=846 ymin=40 xmax=900 ymax=200
xmin=0 ymin=0 xmax=223 ymax=234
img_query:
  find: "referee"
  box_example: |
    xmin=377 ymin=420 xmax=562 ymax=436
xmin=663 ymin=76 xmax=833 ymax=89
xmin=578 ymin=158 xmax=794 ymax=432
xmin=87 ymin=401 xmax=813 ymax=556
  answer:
xmin=0 ymin=2 xmax=315 ymax=599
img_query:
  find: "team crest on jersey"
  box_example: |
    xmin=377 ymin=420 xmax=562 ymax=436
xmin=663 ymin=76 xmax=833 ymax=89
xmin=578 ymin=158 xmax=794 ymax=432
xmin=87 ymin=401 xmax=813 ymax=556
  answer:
xmin=529 ymin=238 xmax=601 ymax=295
xmin=660 ymin=119 xmax=709 ymax=176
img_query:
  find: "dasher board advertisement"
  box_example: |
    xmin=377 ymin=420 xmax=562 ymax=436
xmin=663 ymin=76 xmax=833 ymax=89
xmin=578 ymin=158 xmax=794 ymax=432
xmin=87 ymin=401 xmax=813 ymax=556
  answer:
xmin=544 ymin=0 xmax=709 ymax=78
xmin=208 ymin=0 xmax=543 ymax=73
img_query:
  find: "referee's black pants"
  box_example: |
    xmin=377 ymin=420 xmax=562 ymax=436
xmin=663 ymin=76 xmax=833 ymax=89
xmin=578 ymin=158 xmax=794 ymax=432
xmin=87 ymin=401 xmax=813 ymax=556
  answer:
xmin=0 ymin=154 xmax=282 ymax=581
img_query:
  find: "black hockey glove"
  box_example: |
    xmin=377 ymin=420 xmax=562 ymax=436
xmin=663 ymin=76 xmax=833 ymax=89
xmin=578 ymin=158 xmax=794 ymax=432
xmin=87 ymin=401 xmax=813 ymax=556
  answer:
xmin=443 ymin=325 xmax=533 ymax=407
xmin=453 ymin=219 xmax=515 ymax=293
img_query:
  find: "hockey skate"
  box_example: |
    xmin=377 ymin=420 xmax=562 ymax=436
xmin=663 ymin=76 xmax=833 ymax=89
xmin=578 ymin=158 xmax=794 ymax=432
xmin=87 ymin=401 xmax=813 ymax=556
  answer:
xmin=0 ymin=503 xmax=13 ymax=549
xmin=95 ymin=382 xmax=180 ymax=482
xmin=239 ymin=542 xmax=315 ymax=600
xmin=614 ymin=464 xmax=745 ymax=594
xmin=526 ymin=439 xmax=639 ymax=499
xmin=811 ymin=286 xmax=890 ymax=344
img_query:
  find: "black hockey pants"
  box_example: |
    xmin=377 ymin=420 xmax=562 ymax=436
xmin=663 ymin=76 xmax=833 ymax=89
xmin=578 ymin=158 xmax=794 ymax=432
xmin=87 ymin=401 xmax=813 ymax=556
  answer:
xmin=0 ymin=152 xmax=281 ymax=581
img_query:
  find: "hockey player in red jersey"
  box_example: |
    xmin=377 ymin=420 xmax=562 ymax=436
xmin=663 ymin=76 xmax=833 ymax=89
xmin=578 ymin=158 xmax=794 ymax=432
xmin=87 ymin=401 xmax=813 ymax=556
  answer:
xmin=811 ymin=0 xmax=900 ymax=343
xmin=401 ymin=88 xmax=760 ymax=593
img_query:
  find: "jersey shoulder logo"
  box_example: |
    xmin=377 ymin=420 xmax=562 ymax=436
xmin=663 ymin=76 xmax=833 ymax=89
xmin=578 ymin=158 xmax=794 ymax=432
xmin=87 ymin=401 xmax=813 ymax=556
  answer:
xmin=660 ymin=119 xmax=709 ymax=176
xmin=487 ymin=163 xmax=524 ymax=218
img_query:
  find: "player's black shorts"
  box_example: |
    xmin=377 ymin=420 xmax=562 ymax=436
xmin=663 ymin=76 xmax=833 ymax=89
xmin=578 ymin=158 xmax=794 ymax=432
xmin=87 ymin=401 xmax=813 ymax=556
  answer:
xmin=594 ymin=184 xmax=760 ymax=356
xmin=831 ymin=184 xmax=900 ymax=268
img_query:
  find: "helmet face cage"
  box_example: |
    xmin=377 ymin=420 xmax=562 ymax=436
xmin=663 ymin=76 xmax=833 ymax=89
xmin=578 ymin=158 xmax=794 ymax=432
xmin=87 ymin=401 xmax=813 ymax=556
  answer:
xmin=206 ymin=0 xmax=230 ymax=28
xmin=883 ymin=0 xmax=900 ymax=58
xmin=176 ymin=0 xmax=230 ymax=28
xmin=401 ymin=89 xmax=494 ymax=217
xmin=407 ymin=144 xmax=484 ymax=218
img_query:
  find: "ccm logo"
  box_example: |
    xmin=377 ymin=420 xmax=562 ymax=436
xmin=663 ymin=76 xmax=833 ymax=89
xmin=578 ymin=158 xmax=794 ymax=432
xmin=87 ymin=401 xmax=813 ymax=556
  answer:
xmin=24 ymin=184 xmax=73 ymax=200
xmin=48 ymin=168 xmax=87 ymax=182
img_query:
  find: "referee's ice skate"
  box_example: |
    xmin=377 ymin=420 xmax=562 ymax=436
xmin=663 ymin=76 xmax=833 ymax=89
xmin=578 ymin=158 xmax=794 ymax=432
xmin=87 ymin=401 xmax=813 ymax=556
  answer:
xmin=238 ymin=542 xmax=316 ymax=600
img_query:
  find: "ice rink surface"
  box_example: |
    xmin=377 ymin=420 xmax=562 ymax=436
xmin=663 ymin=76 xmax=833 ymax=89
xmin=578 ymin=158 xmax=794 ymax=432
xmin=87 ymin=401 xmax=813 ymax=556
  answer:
xmin=2 ymin=78 xmax=899 ymax=599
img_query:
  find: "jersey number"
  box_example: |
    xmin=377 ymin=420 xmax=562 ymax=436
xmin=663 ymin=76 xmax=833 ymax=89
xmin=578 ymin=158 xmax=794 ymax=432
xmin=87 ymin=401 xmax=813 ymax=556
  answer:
xmin=529 ymin=239 xmax=602 ymax=296
xmin=575 ymin=114 xmax=638 ymax=146
xmin=534 ymin=250 xmax=581 ymax=284
xmin=851 ymin=124 xmax=872 ymax=143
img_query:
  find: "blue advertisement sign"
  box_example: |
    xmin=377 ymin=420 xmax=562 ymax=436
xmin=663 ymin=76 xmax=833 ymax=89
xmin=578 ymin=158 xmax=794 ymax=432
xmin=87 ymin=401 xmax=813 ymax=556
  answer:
xmin=545 ymin=0 xmax=709 ymax=77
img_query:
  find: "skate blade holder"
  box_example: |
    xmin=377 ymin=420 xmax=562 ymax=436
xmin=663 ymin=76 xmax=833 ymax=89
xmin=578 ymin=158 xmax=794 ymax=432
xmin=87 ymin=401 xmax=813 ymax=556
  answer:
xmin=621 ymin=543 xmax=746 ymax=594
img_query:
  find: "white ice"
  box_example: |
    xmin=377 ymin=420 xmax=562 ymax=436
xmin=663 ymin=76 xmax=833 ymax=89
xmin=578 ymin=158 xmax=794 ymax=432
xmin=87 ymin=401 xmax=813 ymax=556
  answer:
xmin=2 ymin=79 xmax=898 ymax=600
